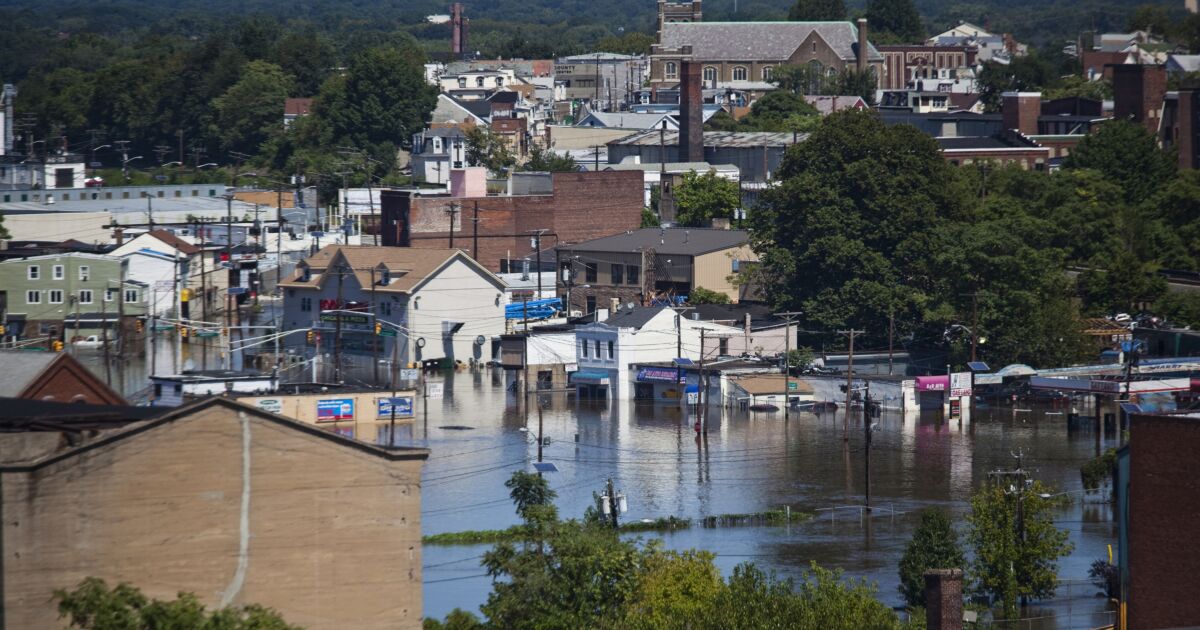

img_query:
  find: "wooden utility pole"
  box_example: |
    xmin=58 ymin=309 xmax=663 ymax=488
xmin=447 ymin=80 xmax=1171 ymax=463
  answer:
xmin=774 ymin=311 xmax=802 ymax=420
xmin=888 ymin=306 xmax=895 ymax=375
xmin=334 ymin=260 xmax=344 ymax=383
xmin=961 ymin=292 xmax=981 ymax=363
xmin=472 ymin=201 xmax=481 ymax=260
xmin=838 ymin=329 xmax=864 ymax=442
xmin=446 ymin=203 xmax=460 ymax=248
xmin=530 ymin=229 xmax=547 ymax=297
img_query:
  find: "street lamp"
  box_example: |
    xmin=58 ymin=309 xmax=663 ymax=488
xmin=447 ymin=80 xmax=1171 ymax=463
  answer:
xmin=90 ymin=144 xmax=111 ymax=173
xmin=122 ymin=156 xmax=143 ymax=183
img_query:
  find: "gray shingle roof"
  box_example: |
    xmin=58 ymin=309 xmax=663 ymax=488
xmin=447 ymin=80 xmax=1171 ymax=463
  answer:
xmin=0 ymin=352 xmax=58 ymax=397
xmin=659 ymin=21 xmax=883 ymax=63
xmin=566 ymin=227 xmax=749 ymax=256
xmin=604 ymin=305 xmax=670 ymax=330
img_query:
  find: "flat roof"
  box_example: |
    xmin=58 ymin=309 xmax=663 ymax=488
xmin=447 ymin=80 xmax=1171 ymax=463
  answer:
xmin=565 ymin=227 xmax=749 ymax=256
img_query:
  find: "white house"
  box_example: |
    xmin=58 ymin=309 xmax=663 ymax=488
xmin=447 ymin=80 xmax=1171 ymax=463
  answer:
xmin=571 ymin=305 xmax=739 ymax=400
xmin=120 ymin=249 xmax=179 ymax=316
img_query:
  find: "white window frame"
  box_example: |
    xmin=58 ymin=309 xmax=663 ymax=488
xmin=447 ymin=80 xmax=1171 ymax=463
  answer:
xmin=762 ymin=66 xmax=773 ymax=81
xmin=49 ymin=289 xmax=64 ymax=304
xmin=78 ymin=289 xmax=93 ymax=304
xmin=732 ymin=66 xmax=748 ymax=82
xmin=53 ymin=265 xmax=64 ymax=280
xmin=702 ymin=66 xmax=717 ymax=83
xmin=124 ymin=289 xmax=138 ymax=303
xmin=665 ymin=62 xmax=678 ymax=79
xmin=27 ymin=265 xmax=39 ymax=280
xmin=105 ymin=288 xmax=116 ymax=302
xmin=26 ymin=290 xmax=40 ymax=304
xmin=79 ymin=265 xmax=89 ymax=281
xmin=581 ymin=338 xmax=589 ymax=358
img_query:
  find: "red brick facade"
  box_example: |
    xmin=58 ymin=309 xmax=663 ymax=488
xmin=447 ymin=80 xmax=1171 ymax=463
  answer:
xmin=11 ymin=352 xmax=127 ymax=405
xmin=379 ymin=171 xmax=645 ymax=272
xmin=1112 ymin=64 xmax=1167 ymax=136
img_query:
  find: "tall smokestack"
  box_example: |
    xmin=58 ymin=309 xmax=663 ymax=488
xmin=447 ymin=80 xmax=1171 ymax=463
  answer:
xmin=857 ymin=18 xmax=869 ymax=74
xmin=1 ymin=84 xmax=15 ymax=156
xmin=679 ymin=60 xmax=703 ymax=163
xmin=451 ymin=3 xmax=465 ymax=57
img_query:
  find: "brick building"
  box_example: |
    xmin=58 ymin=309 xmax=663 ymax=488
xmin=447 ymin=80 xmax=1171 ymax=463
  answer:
xmin=1111 ymin=63 xmax=1167 ymax=135
xmin=1118 ymin=413 xmax=1200 ymax=629
xmin=379 ymin=171 xmax=644 ymax=273
xmin=877 ymin=45 xmax=977 ymax=91
xmin=0 ymin=397 xmax=430 ymax=630
xmin=0 ymin=349 xmax=126 ymax=404
xmin=1160 ymin=89 xmax=1200 ymax=169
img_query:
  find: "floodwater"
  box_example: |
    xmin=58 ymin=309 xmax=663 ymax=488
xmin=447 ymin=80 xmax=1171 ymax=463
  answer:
xmin=78 ymin=342 xmax=1117 ymax=628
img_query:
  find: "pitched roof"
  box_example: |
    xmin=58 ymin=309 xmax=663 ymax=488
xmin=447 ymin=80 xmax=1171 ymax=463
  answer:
xmin=733 ymin=374 xmax=814 ymax=395
xmin=0 ymin=350 xmax=127 ymax=404
xmin=577 ymin=112 xmax=677 ymax=129
xmin=147 ymin=229 xmax=200 ymax=255
xmin=284 ymin=97 xmax=313 ymax=116
xmin=803 ymin=95 xmax=869 ymax=115
xmin=566 ymin=227 xmax=750 ymax=256
xmin=0 ymin=352 xmax=60 ymax=398
xmin=604 ymin=305 xmax=670 ymax=330
xmin=0 ymin=398 xmax=164 ymax=432
xmin=281 ymin=245 xmax=505 ymax=294
xmin=659 ymin=21 xmax=883 ymax=63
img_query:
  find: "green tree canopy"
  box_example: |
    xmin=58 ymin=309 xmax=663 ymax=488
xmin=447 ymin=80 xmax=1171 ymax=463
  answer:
xmin=1063 ymin=120 xmax=1177 ymax=204
xmin=211 ymin=60 xmax=294 ymax=155
xmin=897 ymin=509 xmax=966 ymax=607
xmin=788 ymin=0 xmax=845 ymax=21
xmin=465 ymin=126 xmax=518 ymax=174
xmin=687 ymin=286 xmax=731 ymax=304
xmin=865 ymin=0 xmax=924 ymax=43
xmin=521 ymin=146 xmax=579 ymax=172
xmin=967 ymin=479 xmax=1074 ymax=619
xmin=976 ymin=55 xmax=1057 ymax=111
xmin=55 ymin=577 xmax=299 ymax=629
xmin=672 ymin=169 xmax=741 ymax=228
xmin=595 ymin=31 xmax=655 ymax=55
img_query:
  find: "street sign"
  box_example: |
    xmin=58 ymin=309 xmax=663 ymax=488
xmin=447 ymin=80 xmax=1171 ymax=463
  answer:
xmin=196 ymin=331 xmax=219 ymax=338
xmin=379 ymin=329 xmax=397 ymax=337
xmin=400 ymin=368 xmax=420 ymax=381
xmin=950 ymin=372 xmax=973 ymax=398
xmin=425 ymin=382 xmax=444 ymax=399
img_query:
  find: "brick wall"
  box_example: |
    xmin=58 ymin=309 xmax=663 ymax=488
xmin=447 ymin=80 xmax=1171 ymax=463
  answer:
xmin=380 ymin=171 xmax=644 ymax=272
xmin=1002 ymin=92 xmax=1041 ymax=136
xmin=1112 ymin=64 xmax=1167 ymax=135
xmin=1127 ymin=414 xmax=1200 ymax=628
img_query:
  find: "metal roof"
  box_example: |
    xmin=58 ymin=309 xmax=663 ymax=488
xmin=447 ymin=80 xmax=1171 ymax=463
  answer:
xmin=608 ymin=130 xmax=802 ymax=148
xmin=566 ymin=227 xmax=750 ymax=256
xmin=659 ymin=21 xmax=883 ymax=63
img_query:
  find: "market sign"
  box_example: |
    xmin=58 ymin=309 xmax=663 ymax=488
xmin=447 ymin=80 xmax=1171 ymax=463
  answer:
xmin=319 ymin=312 xmax=371 ymax=325
xmin=377 ymin=396 xmax=415 ymax=419
xmin=637 ymin=367 xmax=685 ymax=383
xmin=950 ymin=372 xmax=973 ymax=398
xmin=916 ymin=375 xmax=949 ymax=392
xmin=316 ymin=398 xmax=355 ymax=422
xmin=255 ymin=398 xmax=283 ymax=414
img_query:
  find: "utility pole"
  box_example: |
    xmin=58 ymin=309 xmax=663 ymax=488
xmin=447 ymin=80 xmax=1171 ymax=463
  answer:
xmin=472 ymin=201 xmax=480 ymax=260
xmin=276 ymin=184 xmax=283 ymax=295
xmin=990 ymin=449 xmax=1030 ymax=607
xmin=334 ymin=260 xmax=344 ymax=383
xmin=838 ymin=329 xmax=864 ymax=442
xmin=864 ymin=380 xmax=873 ymax=511
xmin=371 ymin=267 xmax=380 ymax=386
xmin=147 ymin=195 xmax=154 ymax=232
xmin=606 ymin=478 xmax=619 ymax=529
xmin=888 ymin=305 xmax=895 ymax=375
xmin=446 ymin=203 xmax=460 ymax=248
xmin=537 ymin=393 xmax=544 ymax=464
xmin=530 ymin=229 xmax=547 ymax=297
xmin=962 ymin=291 xmax=981 ymax=363
xmin=101 ymin=297 xmax=111 ymax=385
xmin=774 ymin=311 xmax=802 ymax=420
xmin=699 ymin=327 xmax=706 ymax=435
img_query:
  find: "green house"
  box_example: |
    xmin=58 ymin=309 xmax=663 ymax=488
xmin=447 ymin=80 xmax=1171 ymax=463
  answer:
xmin=0 ymin=253 xmax=147 ymax=341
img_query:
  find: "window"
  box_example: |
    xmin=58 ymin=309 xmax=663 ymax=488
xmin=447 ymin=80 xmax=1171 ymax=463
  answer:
xmin=732 ymin=66 xmax=747 ymax=81
xmin=665 ymin=62 xmax=678 ymax=79
xmin=762 ymin=66 xmax=773 ymax=81
xmin=495 ymin=77 xmax=504 ymax=87
xmin=732 ymin=259 xmax=740 ymax=272
xmin=380 ymin=301 xmax=392 ymax=316
xmin=585 ymin=262 xmax=597 ymax=283
xmin=586 ymin=295 xmax=596 ymax=313
xmin=719 ymin=337 xmax=729 ymax=355
xmin=79 ymin=265 xmax=89 ymax=281
xmin=49 ymin=290 xmax=63 ymax=304
xmin=627 ymin=265 xmax=639 ymax=285
xmin=300 ymin=297 xmax=312 ymax=312
xmin=594 ymin=340 xmax=601 ymax=357
xmin=53 ymin=265 xmax=64 ymax=280
xmin=812 ymin=41 xmax=817 ymax=53
xmin=27 ymin=265 xmax=39 ymax=280
xmin=607 ymin=340 xmax=614 ymax=360
xmin=581 ymin=339 xmax=589 ymax=358
xmin=475 ymin=76 xmax=485 ymax=87
xmin=124 ymin=289 xmax=138 ymax=303
xmin=26 ymin=290 xmax=40 ymax=304
xmin=703 ymin=66 xmax=717 ymax=83
xmin=458 ymin=77 xmax=467 ymax=88
xmin=105 ymin=288 xmax=116 ymax=302
xmin=78 ymin=289 xmax=93 ymax=304
xmin=610 ymin=263 xmax=623 ymax=284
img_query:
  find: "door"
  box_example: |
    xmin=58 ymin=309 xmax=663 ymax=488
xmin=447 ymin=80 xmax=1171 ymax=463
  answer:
xmin=55 ymin=168 xmax=74 ymax=189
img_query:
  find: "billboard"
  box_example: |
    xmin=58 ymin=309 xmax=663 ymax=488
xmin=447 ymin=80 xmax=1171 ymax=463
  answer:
xmin=950 ymin=372 xmax=972 ymax=398
xmin=377 ymin=396 xmax=415 ymax=419
xmin=316 ymin=398 xmax=355 ymax=422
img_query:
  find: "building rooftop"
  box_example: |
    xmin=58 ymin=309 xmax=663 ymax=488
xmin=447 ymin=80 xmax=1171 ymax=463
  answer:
xmin=658 ymin=21 xmax=883 ymax=63
xmin=284 ymin=97 xmax=313 ymax=117
xmin=282 ymin=245 xmax=504 ymax=294
xmin=566 ymin=227 xmax=749 ymax=256
xmin=609 ymin=130 xmax=803 ymax=148
xmin=731 ymin=373 xmax=815 ymax=395
xmin=0 ymin=398 xmax=164 ymax=432
xmin=577 ymin=112 xmax=675 ymax=129
xmin=937 ymin=134 xmax=1045 ymax=151
xmin=603 ymin=305 xmax=670 ymax=330
xmin=603 ymin=162 xmax=739 ymax=175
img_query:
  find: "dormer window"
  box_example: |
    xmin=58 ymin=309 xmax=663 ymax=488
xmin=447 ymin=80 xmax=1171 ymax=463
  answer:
xmin=299 ymin=264 xmax=311 ymax=282
xmin=476 ymin=76 xmax=485 ymax=87
xmin=380 ymin=269 xmax=391 ymax=285
xmin=458 ymin=77 xmax=467 ymax=88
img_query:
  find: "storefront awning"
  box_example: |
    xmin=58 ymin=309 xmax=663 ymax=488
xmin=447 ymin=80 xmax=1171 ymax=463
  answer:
xmin=570 ymin=370 xmax=610 ymax=384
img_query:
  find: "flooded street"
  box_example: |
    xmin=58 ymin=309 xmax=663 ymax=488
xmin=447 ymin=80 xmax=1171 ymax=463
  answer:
xmin=78 ymin=344 xmax=1117 ymax=627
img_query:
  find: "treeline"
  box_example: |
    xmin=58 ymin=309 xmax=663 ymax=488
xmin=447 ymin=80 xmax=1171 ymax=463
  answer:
xmin=750 ymin=111 xmax=1200 ymax=369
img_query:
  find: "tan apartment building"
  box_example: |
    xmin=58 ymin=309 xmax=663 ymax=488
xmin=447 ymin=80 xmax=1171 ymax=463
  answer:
xmin=1 ymin=397 xmax=429 ymax=630
xmin=557 ymin=227 xmax=756 ymax=314
xmin=236 ymin=387 xmax=420 ymax=444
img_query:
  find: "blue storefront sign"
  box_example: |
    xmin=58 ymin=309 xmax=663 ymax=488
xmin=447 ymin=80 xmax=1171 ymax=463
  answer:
xmin=377 ymin=396 xmax=415 ymax=419
xmin=637 ymin=367 xmax=686 ymax=383
xmin=316 ymin=398 xmax=355 ymax=422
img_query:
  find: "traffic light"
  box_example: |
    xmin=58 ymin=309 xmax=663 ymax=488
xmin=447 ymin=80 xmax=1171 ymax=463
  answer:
xmin=374 ymin=322 xmax=382 ymax=335
xmin=135 ymin=319 xmax=144 ymax=333
xmin=0 ymin=324 xmax=6 ymax=336
xmin=52 ymin=340 xmax=64 ymax=352
xmin=307 ymin=330 xmax=316 ymax=344
xmin=180 ymin=326 xmax=189 ymax=338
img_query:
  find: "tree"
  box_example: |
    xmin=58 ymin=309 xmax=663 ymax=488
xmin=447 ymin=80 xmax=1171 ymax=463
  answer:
xmin=423 ymin=608 xmax=485 ymax=629
xmin=55 ymin=577 xmax=298 ymax=629
xmin=595 ymin=31 xmax=655 ymax=55
xmin=787 ymin=346 xmax=815 ymax=369
xmin=672 ymin=169 xmax=740 ymax=227
xmin=770 ymin=65 xmax=879 ymax=105
xmin=898 ymin=510 xmax=966 ymax=607
xmin=211 ymin=60 xmax=294 ymax=155
xmin=967 ymin=479 xmax=1073 ymax=619
xmin=976 ymin=55 xmax=1057 ymax=112
xmin=641 ymin=207 xmax=660 ymax=228
xmin=1044 ymin=75 xmax=1112 ymax=102
xmin=865 ymin=0 xmax=924 ymax=43
xmin=521 ymin=146 xmax=578 ymax=172
xmin=738 ymin=90 xmax=822 ymax=131
xmin=465 ymin=126 xmax=517 ymax=174
xmin=1064 ymin=120 xmax=1177 ymax=204
xmin=788 ymin=0 xmax=845 ymax=21
xmin=688 ymin=286 xmax=731 ymax=304
xmin=618 ymin=550 xmax=724 ymax=630
xmin=1127 ymin=4 xmax=1173 ymax=38
xmin=504 ymin=470 xmax=557 ymax=520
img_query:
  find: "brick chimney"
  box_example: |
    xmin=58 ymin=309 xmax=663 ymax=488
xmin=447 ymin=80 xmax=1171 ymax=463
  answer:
xmin=1112 ymin=64 xmax=1167 ymax=135
xmin=857 ymin=19 xmax=869 ymax=74
xmin=451 ymin=3 xmax=468 ymax=57
xmin=924 ymin=569 xmax=964 ymax=630
xmin=1001 ymin=91 xmax=1041 ymax=136
xmin=1178 ymin=90 xmax=1199 ymax=170
xmin=679 ymin=60 xmax=704 ymax=163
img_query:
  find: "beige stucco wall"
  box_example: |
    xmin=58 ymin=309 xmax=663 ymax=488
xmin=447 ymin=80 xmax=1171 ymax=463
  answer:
xmin=1 ymin=405 xmax=426 ymax=629
xmin=692 ymin=244 xmax=757 ymax=301
xmin=236 ymin=390 xmax=419 ymax=443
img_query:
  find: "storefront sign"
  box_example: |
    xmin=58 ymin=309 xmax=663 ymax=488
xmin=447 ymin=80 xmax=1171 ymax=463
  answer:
xmin=377 ymin=396 xmax=415 ymax=419
xmin=637 ymin=367 xmax=685 ymax=383
xmin=316 ymin=398 xmax=355 ymax=422
xmin=950 ymin=372 xmax=972 ymax=398
xmin=255 ymin=398 xmax=283 ymax=414
xmin=916 ymin=375 xmax=949 ymax=392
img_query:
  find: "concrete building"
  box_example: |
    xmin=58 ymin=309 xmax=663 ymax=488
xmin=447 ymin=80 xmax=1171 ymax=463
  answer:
xmin=280 ymin=245 xmax=507 ymax=370
xmin=0 ymin=396 xmax=429 ymax=630
xmin=557 ymin=227 xmax=758 ymax=314
xmin=606 ymin=130 xmax=800 ymax=182
xmin=877 ymin=44 xmax=978 ymax=92
xmin=379 ymin=170 xmax=645 ymax=273
xmin=0 ymin=252 xmax=147 ymax=341
xmin=554 ymin=53 xmax=648 ymax=110
xmin=498 ymin=329 xmax=579 ymax=391
xmin=728 ymin=373 xmax=815 ymax=409
xmin=236 ymin=387 xmax=420 ymax=444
